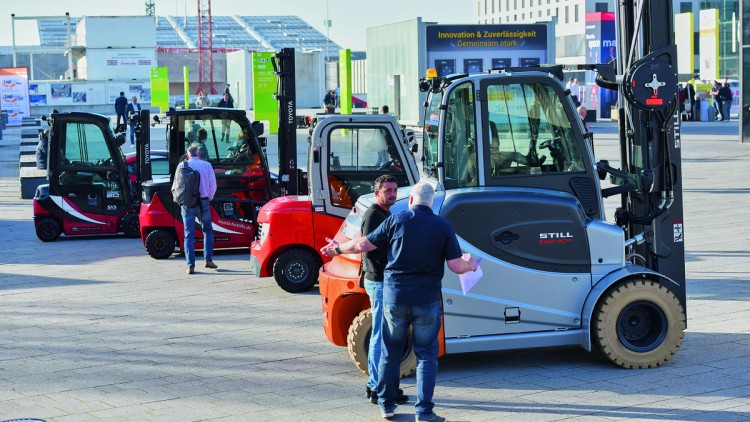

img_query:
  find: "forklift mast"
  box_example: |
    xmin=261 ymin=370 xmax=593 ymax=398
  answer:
xmin=272 ymin=47 xmax=306 ymax=196
xmin=133 ymin=110 xmax=151 ymax=197
xmin=610 ymin=0 xmax=686 ymax=303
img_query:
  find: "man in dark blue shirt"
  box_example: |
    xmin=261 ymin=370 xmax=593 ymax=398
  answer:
xmin=321 ymin=182 xmax=477 ymax=421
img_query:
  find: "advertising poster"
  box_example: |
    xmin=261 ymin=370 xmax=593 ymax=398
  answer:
xmin=519 ymin=57 xmax=541 ymax=67
xmin=491 ymin=58 xmax=512 ymax=69
xmin=585 ymin=12 xmax=618 ymax=118
xmin=339 ymin=49 xmax=352 ymax=115
xmin=252 ymin=52 xmax=278 ymax=134
xmin=675 ymin=13 xmax=695 ymax=75
xmin=108 ymin=82 xmax=150 ymax=104
xmin=699 ymin=9 xmax=719 ymax=81
xmin=29 ymin=83 xmax=48 ymax=106
xmin=434 ymin=59 xmax=455 ymax=77
xmin=0 ymin=67 xmax=31 ymax=126
xmin=84 ymin=83 xmax=106 ymax=104
xmin=463 ymin=59 xmax=483 ymax=74
xmin=150 ymin=67 xmax=169 ymax=113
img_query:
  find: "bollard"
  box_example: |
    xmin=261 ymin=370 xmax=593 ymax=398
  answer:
xmin=0 ymin=111 xmax=6 ymax=130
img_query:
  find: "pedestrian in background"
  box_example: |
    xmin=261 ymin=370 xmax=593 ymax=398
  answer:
xmin=380 ymin=105 xmax=389 ymax=115
xmin=684 ymin=81 xmax=696 ymax=121
xmin=173 ymin=144 xmax=218 ymax=275
xmin=35 ymin=129 xmax=49 ymax=170
xmin=324 ymin=89 xmax=337 ymax=114
xmin=125 ymin=96 xmax=141 ymax=147
xmin=710 ymin=80 xmax=722 ymax=121
xmin=719 ymin=79 xmax=733 ymax=122
xmin=114 ymin=91 xmax=128 ymax=129
xmin=360 ymin=175 xmax=408 ymax=407
xmin=195 ymin=90 xmax=211 ymax=109
xmin=217 ymin=92 xmax=234 ymax=142
xmin=320 ymin=182 xmax=478 ymax=422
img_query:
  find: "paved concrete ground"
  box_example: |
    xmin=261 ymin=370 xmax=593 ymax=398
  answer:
xmin=1 ymin=118 xmax=749 ymax=421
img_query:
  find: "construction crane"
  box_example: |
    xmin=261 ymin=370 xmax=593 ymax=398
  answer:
xmin=196 ymin=0 xmax=216 ymax=94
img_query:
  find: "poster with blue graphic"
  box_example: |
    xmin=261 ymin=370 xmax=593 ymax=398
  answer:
xmin=0 ymin=67 xmax=31 ymax=126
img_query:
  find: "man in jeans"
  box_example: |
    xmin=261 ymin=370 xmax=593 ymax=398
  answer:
xmin=361 ymin=175 xmax=408 ymax=405
xmin=321 ymin=182 xmax=478 ymax=421
xmin=173 ymin=144 xmax=218 ymax=274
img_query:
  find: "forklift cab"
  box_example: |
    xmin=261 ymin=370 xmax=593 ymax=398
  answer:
xmin=44 ymin=112 xmax=135 ymax=233
xmin=308 ymin=115 xmax=419 ymax=218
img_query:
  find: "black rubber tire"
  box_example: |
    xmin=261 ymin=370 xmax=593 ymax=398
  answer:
xmin=145 ymin=229 xmax=176 ymax=259
xmin=272 ymin=248 xmax=320 ymax=293
xmin=347 ymin=309 xmax=417 ymax=378
xmin=36 ymin=217 xmax=62 ymax=242
xmin=120 ymin=213 xmax=140 ymax=238
xmin=593 ymin=278 xmax=686 ymax=369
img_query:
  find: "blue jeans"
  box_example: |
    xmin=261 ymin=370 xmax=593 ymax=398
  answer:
xmin=129 ymin=122 xmax=136 ymax=144
xmin=364 ymin=280 xmax=384 ymax=391
xmin=181 ymin=199 xmax=213 ymax=269
xmin=377 ymin=300 xmax=442 ymax=416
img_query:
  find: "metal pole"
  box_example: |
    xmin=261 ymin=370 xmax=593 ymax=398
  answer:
xmin=11 ymin=14 xmax=16 ymax=67
xmin=66 ymin=12 xmax=73 ymax=79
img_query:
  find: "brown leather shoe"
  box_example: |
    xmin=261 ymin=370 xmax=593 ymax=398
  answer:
xmin=205 ymin=261 xmax=218 ymax=269
xmin=186 ymin=267 xmax=195 ymax=274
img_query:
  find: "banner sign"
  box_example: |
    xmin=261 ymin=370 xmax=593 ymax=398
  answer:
xmin=675 ymin=13 xmax=695 ymax=75
xmin=339 ymin=49 xmax=352 ymax=115
xmin=252 ymin=52 xmax=278 ymax=134
xmin=426 ymin=24 xmax=549 ymax=75
xmin=584 ymin=12 xmax=618 ymax=118
xmin=150 ymin=67 xmax=169 ymax=113
xmin=699 ymin=9 xmax=719 ymax=81
xmin=0 ymin=67 xmax=31 ymax=126
xmin=426 ymin=24 xmax=547 ymax=51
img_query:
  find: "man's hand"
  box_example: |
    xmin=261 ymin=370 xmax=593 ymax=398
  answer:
xmin=320 ymin=237 xmax=340 ymax=257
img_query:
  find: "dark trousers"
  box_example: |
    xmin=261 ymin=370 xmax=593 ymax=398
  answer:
xmin=116 ymin=113 xmax=126 ymax=127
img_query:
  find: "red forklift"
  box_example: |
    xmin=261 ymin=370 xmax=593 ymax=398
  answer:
xmin=33 ymin=111 xmax=151 ymax=241
xmin=249 ymin=115 xmax=419 ymax=293
xmin=138 ymin=108 xmax=274 ymax=258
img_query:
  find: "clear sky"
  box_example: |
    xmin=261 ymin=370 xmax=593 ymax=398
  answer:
xmin=2 ymin=0 xmax=475 ymax=50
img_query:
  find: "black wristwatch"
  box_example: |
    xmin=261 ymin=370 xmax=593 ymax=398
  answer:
xmin=335 ymin=245 xmax=342 ymax=255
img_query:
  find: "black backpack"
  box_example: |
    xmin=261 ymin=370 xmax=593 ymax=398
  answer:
xmin=171 ymin=161 xmax=201 ymax=208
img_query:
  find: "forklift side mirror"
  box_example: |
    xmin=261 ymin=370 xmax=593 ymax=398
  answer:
xmin=596 ymin=160 xmax=609 ymax=180
xmin=41 ymin=115 xmax=48 ymax=122
xmin=257 ymin=136 xmax=267 ymax=148
xmin=252 ymin=121 xmax=265 ymax=137
xmin=411 ymin=143 xmax=418 ymax=154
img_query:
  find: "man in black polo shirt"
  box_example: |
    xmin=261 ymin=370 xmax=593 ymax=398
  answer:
xmin=361 ymin=175 xmax=407 ymax=406
xmin=321 ymin=182 xmax=478 ymax=421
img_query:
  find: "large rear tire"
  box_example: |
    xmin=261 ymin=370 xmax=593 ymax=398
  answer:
xmin=593 ymin=278 xmax=685 ymax=369
xmin=36 ymin=217 xmax=62 ymax=242
xmin=272 ymin=248 xmax=320 ymax=293
xmin=120 ymin=213 xmax=140 ymax=238
xmin=347 ymin=309 xmax=417 ymax=378
xmin=145 ymin=229 xmax=176 ymax=259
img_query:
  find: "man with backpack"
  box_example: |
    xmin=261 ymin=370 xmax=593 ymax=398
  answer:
xmin=171 ymin=144 xmax=218 ymax=274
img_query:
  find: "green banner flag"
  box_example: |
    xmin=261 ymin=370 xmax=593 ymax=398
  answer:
xmin=339 ymin=49 xmax=352 ymax=115
xmin=183 ymin=66 xmax=189 ymax=109
xmin=252 ymin=52 xmax=279 ymax=134
xmin=150 ymin=67 xmax=169 ymax=113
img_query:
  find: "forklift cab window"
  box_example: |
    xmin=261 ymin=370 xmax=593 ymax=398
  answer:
xmin=327 ymin=127 xmax=409 ymax=208
xmin=58 ymin=122 xmax=121 ymax=192
xmin=486 ymin=82 xmax=584 ymax=177
xmin=182 ymin=118 xmax=260 ymax=175
xmin=443 ymin=81 xmax=478 ymax=189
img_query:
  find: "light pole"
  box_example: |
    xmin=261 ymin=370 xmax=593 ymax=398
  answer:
xmin=324 ymin=0 xmax=332 ymax=62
